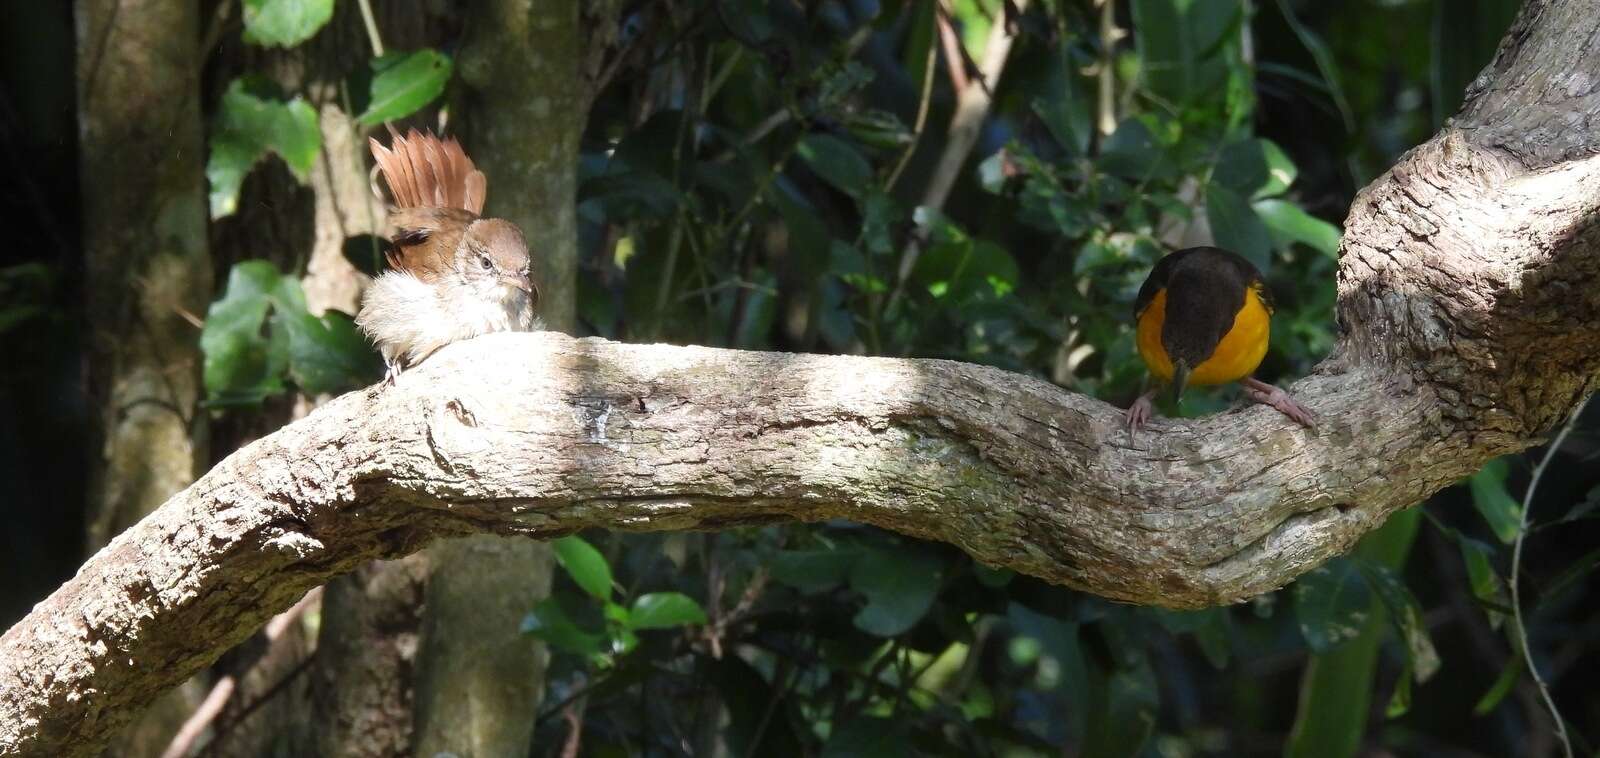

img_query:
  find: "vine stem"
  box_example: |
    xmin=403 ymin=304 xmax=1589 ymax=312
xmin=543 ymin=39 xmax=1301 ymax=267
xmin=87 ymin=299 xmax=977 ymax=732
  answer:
xmin=1508 ymin=396 xmax=1588 ymax=758
xmin=357 ymin=0 xmax=385 ymax=57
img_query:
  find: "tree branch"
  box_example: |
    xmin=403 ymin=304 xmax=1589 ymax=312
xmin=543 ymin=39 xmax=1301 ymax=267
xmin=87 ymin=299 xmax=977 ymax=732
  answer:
xmin=5 ymin=1 xmax=1600 ymax=755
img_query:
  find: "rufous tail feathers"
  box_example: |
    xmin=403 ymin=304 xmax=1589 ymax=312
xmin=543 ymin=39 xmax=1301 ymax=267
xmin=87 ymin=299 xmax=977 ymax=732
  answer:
xmin=369 ymin=127 xmax=487 ymax=214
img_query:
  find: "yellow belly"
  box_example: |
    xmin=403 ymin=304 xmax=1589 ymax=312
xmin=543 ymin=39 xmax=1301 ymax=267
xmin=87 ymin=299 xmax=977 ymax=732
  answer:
xmin=1136 ymin=286 xmax=1271 ymax=386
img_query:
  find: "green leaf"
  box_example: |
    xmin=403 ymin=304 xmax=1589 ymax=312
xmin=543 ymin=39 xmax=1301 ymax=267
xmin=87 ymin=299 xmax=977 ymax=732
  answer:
xmin=1205 ymin=192 xmax=1272 ymax=260
xmin=1007 ymin=602 xmax=1090 ymax=704
xmin=272 ymin=307 xmax=381 ymax=395
xmin=0 ymin=263 xmax=53 ymax=335
xmin=357 ymin=50 xmax=453 ymax=126
xmin=1286 ymin=510 xmax=1421 ymax=758
xmin=1084 ymin=655 xmax=1160 ymax=758
xmin=798 ymin=134 xmax=872 ymax=198
xmin=201 ymin=261 xmax=290 ymax=405
xmin=1458 ymin=536 xmax=1507 ymax=627
xmin=1205 ymin=184 xmax=1273 ymax=270
xmin=627 ymin=592 xmax=707 ymax=630
xmin=208 ymin=79 xmax=321 ymax=218
xmin=769 ymin=548 xmax=858 ymax=593
xmin=552 ymin=536 xmax=614 ymax=600
xmin=1099 ymin=117 xmax=1162 ymax=179
xmin=1360 ymin=563 xmax=1441 ymax=682
xmin=1274 ymin=0 xmax=1356 ymax=136
xmin=1293 ymin=558 xmax=1372 ymax=653
xmin=707 ymin=656 xmax=804 ymax=758
xmin=1157 ymin=608 xmax=1231 ymax=669
xmin=821 ymin=717 xmax=911 ymax=758
xmin=848 ymin=546 xmax=944 ymax=636
xmin=772 ymin=184 xmax=832 ymax=276
xmin=1033 ymin=90 xmax=1091 ymax=157
xmin=241 ymin=0 xmax=334 ymax=47
xmin=842 ymin=109 xmax=913 ymax=151
xmin=1473 ymin=654 xmax=1523 ymax=715
xmin=1130 ymin=0 xmax=1240 ymax=106
xmin=521 ymin=598 xmax=603 ymax=657
xmin=1470 ymin=458 xmax=1523 ymax=543
xmin=1542 ymin=546 xmax=1600 ymax=606
xmin=1386 ymin=659 xmax=1414 ymax=718
xmin=1018 ymin=177 xmax=1090 ymax=238
xmin=1213 ymin=139 xmax=1297 ymax=199
xmin=1255 ymin=198 xmax=1341 ymax=257
xmin=913 ymin=239 xmax=1020 ymax=303
xmin=977 ymin=151 xmax=1008 ymax=194
xmin=200 ymin=260 xmax=379 ymax=403
xmin=581 ymin=169 xmax=682 ymax=220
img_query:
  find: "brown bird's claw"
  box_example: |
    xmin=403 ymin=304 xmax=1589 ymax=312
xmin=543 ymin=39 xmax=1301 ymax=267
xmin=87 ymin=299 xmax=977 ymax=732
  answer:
xmin=1126 ymin=390 xmax=1157 ymax=436
xmin=1240 ymin=377 xmax=1316 ymax=429
xmin=383 ymin=359 xmax=403 ymax=386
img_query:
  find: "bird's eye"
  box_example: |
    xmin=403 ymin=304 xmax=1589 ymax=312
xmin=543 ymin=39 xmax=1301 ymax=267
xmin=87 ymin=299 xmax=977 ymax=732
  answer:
xmin=479 ymin=255 xmax=492 ymax=270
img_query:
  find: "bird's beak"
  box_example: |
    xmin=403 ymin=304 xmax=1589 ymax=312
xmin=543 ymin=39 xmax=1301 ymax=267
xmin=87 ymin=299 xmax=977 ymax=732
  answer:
xmin=501 ymin=273 xmax=533 ymax=293
xmin=1171 ymin=360 xmax=1190 ymax=406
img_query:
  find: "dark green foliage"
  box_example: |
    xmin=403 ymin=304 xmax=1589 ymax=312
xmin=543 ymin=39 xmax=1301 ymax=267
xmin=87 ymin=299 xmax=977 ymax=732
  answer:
xmin=201 ymin=261 xmax=380 ymax=404
xmin=358 ymin=50 xmax=454 ymax=126
xmin=531 ymin=1 xmax=1599 ymax=755
xmin=7 ymin=0 xmax=1599 ymax=755
xmin=207 ymin=78 xmax=321 ymax=218
xmin=241 ymin=0 xmax=334 ymax=48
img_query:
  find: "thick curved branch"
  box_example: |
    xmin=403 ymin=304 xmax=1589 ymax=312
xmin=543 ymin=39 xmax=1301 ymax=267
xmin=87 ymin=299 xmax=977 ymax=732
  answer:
xmin=5 ymin=1 xmax=1600 ymax=755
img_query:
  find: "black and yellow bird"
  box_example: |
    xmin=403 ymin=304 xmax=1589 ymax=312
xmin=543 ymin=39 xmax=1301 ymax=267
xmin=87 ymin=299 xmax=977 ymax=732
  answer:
xmin=1126 ymin=246 xmax=1315 ymax=432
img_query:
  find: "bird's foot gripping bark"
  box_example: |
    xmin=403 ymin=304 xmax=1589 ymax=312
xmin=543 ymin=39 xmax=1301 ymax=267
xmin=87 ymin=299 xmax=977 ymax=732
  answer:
xmin=1240 ymin=377 xmax=1316 ymax=428
xmin=384 ymin=358 xmax=403 ymax=386
xmin=1126 ymin=389 xmax=1158 ymax=434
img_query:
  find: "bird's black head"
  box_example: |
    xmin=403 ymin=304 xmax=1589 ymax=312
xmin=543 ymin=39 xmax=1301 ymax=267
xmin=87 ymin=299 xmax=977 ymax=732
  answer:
xmin=1155 ymin=247 xmax=1261 ymax=402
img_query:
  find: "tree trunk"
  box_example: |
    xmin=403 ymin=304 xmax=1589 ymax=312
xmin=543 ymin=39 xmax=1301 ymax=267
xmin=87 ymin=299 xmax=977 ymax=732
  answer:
xmin=6 ymin=0 xmax=1600 ymax=755
xmin=74 ymin=0 xmax=212 ymax=754
xmin=306 ymin=557 xmax=428 ymax=757
xmin=404 ymin=2 xmax=610 ymax=754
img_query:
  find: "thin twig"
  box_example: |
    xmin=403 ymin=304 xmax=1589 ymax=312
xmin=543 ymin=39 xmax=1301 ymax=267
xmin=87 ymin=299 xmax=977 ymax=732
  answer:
xmin=200 ymin=0 xmax=237 ymax=59
xmin=161 ymin=676 xmax=236 ymax=758
xmin=708 ymin=25 xmax=874 ymax=163
xmin=196 ymin=655 xmax=318 ymax=758
xmin=883 ymin=18 xmax=940 ymax=194
xmin=356 ymin=0 xmax=384 ymax=57
xmin=934 ymin=2 xmax=971 ymax=93
xmin=704 ymin=47 xmax=745 ymax=103
xmin=884 ymin=0 xmax=1030 ymax=319
xmin=559 ymin=697 xmax=586 ymax=758
xmin=1509 ymin=397 xmax=1588 ymax=758
xmin=1095 ymin=0 xmax=1118 ymax=136
xmin=162 ymin=590 xmax=318 ymax=758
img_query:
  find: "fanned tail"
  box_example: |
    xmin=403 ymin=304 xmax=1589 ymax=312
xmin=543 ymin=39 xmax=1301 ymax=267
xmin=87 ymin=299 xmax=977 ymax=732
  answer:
xmin=369 ymin=127 xmax=487 ymax=214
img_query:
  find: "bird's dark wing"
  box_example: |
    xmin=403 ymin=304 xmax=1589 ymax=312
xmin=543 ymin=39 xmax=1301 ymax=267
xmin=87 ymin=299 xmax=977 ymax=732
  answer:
xmin=1133 ymin=246 xmax=1202 ymax=319
xmin=384 ymin=206 xmax=475 ymax=276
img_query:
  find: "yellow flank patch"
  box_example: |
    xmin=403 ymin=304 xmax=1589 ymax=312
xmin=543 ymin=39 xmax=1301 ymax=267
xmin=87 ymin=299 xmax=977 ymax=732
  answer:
xmin=1136 ymin=284 xmax=1271 ymax=385
xmin=1136 ymin=289 xmax=1174 ymax=380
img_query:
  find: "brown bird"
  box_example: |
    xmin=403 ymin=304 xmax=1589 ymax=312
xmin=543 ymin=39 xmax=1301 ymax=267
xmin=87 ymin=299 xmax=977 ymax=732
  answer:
xmin=357 ymin=128 xmax=539 ymax=383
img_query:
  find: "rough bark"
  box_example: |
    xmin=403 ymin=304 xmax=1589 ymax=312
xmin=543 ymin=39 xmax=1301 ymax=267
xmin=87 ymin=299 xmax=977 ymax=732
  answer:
xmin=306 ymin=558 xmax=427 ymax=757
xmin=73 ymin=0 xmax=212 ymax=754
xmin=5 ymin=0 xmax=1600 ymax=755
xmin=398 ymin=2 xmax=616 ymax=755
xmin=75 ymin=0 xmax=210 ymax=601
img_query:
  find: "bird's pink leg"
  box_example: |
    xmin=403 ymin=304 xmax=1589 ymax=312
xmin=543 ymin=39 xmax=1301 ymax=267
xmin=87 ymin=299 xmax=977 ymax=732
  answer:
xmin=1126 ymin=389 xmax=1158 ymax=434
xmin=1240 ymin=376 xmax=1316 ymax=428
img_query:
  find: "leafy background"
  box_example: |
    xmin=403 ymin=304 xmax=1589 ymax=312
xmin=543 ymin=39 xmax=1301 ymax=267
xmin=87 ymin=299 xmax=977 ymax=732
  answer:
xmin=3 ymin=0 xmax=1599 ymax=756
